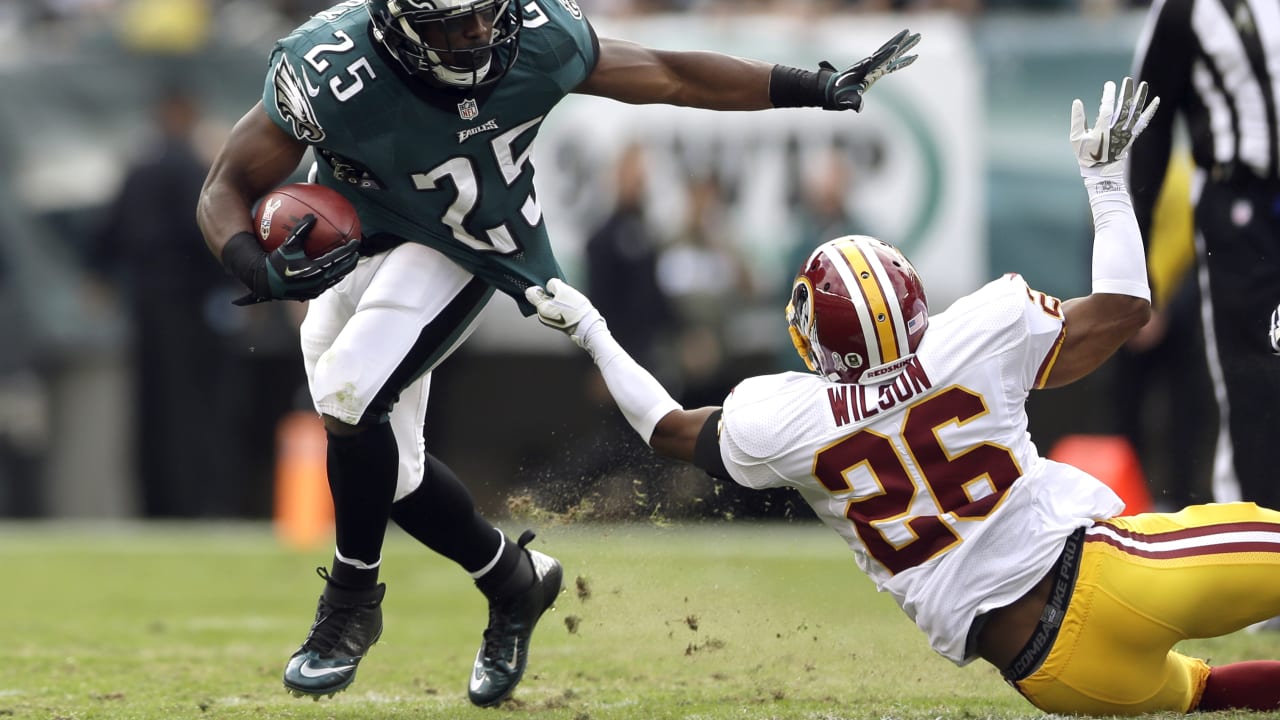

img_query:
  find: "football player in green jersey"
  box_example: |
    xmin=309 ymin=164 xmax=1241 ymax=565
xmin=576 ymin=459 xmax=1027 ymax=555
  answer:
xmin=196 ymin=0 xmax=919 ymax=706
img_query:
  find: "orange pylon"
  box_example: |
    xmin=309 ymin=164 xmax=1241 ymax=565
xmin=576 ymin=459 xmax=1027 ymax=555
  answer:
xmin=1048 ymin=434 xmax=1154 ymax=516
xmin=273 ymin=411 xmax=333 ymax=548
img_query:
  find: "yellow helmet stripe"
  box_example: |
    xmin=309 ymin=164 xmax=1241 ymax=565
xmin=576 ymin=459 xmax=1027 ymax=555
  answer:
xmin=820 ymin=242 xmax=881 ymax=366
xmin=838 ymin=239 xmax=901 ymax=363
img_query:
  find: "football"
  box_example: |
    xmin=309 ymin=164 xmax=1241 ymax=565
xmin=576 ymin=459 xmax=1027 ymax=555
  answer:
xmin=253 ymin=183 xmax=361 ymax=259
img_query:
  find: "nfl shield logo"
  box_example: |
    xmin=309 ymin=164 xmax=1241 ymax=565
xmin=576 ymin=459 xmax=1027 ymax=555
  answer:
xmin=457 ymin=98 xmax=479 ymax=121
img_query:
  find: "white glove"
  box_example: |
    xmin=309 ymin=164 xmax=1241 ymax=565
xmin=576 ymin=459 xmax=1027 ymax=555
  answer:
xmin=1270 ymin=304 xmax=1280 ymax=355
xmin=1070 ymin=77 xmax=1160 ymax=179
xmin=525 ymin=278 xmax=605 ymax=348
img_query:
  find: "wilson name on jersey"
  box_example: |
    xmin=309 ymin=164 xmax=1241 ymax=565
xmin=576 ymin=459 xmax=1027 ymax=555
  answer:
xmin=263 ymin=0 xmax=599 ymax=307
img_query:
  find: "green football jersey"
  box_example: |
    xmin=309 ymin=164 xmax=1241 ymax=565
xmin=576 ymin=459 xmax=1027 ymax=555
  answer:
xmin=262 ymin=0 xmax=598 ymax=311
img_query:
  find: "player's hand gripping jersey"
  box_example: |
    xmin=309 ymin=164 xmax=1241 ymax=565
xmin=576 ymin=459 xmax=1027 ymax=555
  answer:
xmin=718 ymin=274 xmax=1124 ymax=664
xmin=262 ymin=0 xmax=598 ymax=307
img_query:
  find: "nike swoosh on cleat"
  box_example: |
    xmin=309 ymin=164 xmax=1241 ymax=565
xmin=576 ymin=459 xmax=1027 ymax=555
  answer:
xmin=469 ymin=651 xmax=486 ymax=692
xmin=298 ymin=660 xmax=356 ymax=679
xmin=283 ymin=267 xmax=309 ymax=277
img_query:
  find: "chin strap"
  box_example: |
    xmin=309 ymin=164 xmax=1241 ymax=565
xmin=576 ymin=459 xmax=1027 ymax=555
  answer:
xmin=787 ymin=324 xmax=818 ymax=373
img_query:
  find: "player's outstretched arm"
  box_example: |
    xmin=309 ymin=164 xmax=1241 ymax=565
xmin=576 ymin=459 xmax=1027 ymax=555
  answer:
xmin=525 ymin=279 xmax=719 ymax=464
xmin=575 ymin=29 xmax=919 ymax=113
xmin=1045 ymin=78 xmax=1159 ymax=388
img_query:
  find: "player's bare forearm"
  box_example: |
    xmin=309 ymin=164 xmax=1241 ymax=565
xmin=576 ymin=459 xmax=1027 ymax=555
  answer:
xmin=649 ymin=406 xmax=720 ymax=463
xmin=196 ymin=103 xmax=307 ymax=260
xmin=576 ymin=38 xmax=773 ymax=110
xmin=1043 ymin=294 xmax=1150 ymax=388
xmin=196 ymin=176 xmax=254 ymax=261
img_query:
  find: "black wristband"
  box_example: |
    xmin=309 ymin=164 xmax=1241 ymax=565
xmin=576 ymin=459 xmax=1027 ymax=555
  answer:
xmin=692 ymin=408 xmax=731 ymax=481
xmin=220 ymin=231 xmax=268 ymax=296
xmin=769 ymin=64 xmax=829 ymax=108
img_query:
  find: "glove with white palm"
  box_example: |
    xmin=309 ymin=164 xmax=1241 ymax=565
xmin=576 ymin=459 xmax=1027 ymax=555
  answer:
xmin=1070 ymin=77 xmax=1160 ymax=188
xmin=524 ymin=278 xmax=606 ymax=352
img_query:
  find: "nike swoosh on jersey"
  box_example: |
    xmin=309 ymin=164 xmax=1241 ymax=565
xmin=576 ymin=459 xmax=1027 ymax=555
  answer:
xmin=298 ymin=660 xmax=356 ymax=678
xmin=303 ymin=72 xmax=322 ymax=98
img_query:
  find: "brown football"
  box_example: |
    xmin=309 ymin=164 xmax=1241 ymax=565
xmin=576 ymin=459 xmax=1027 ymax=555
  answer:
xmin=253 ymin=183 xmax=361 ymax=259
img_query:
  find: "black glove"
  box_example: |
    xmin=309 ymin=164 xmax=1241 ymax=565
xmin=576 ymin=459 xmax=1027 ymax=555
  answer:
xmin=821 ymin=29 xmax=921 ymax=112
xmin=226 ymin=214 xmax=361 ymax=306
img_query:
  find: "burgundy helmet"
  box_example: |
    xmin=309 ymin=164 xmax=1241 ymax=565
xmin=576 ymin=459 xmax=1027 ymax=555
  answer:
xmin=786 ymin=235 xmax=929 ymax=384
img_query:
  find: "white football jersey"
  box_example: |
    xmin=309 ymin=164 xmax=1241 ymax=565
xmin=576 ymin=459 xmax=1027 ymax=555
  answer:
xmin=718 ymin=274 xmax=1124 ymax=664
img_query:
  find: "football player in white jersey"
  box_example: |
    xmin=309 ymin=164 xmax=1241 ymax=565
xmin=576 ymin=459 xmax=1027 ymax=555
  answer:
xmin=526 ymin=78 xmax=1280 ymax=715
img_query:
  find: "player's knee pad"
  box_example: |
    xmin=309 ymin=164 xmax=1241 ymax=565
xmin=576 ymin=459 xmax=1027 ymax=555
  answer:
xmin=309 ymin=349 xmax=396 ymax=426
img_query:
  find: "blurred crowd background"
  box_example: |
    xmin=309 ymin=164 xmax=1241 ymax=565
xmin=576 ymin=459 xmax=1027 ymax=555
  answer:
xmin=0 ymin=0 xmax=1210 ymax=527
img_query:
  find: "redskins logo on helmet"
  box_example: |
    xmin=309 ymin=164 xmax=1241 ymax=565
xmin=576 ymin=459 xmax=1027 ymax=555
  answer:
xmin=367 ymin=0 xmax=521 ymax=90
xmin=786 ymin=235 xmax=929 ymax=385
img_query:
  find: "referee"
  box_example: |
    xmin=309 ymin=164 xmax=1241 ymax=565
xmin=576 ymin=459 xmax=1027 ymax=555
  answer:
xmin=1129 ymin=0 xmax=1280 ymax=511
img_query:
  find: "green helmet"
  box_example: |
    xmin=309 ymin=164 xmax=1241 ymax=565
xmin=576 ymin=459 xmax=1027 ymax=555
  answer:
xmin=366 ymin=0 xmax=521 ymax=90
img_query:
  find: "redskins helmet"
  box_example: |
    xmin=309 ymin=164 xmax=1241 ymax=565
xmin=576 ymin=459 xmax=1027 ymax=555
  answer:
xmin=786 ymin=235 xmax=929 ymax=384
xmin=367 ymin=0 xmax=520 ymax=89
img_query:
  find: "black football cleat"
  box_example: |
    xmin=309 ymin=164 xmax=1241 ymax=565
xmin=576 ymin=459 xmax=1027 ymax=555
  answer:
xmin=468 ymin=531 xmax=564 ymax=707
xmin=283 ymin=568 xmax=385 ymax=699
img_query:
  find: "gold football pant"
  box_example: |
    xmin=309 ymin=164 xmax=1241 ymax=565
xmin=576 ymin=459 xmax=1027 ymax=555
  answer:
xmin=1013 ymin=502 xmax=1280 ymax=715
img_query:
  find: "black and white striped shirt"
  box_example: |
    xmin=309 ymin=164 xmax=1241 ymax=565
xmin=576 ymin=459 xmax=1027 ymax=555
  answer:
xmin=1129 ymin=0 xmax=1280 ymax=238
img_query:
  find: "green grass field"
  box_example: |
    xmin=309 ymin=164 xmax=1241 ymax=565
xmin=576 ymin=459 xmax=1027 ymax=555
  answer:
xmin=4 ymin=520 xmax=1279 ymax=720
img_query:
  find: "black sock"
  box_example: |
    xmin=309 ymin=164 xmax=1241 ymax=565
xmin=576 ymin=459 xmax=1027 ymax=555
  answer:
xmin=391 ymin=453 xmax=503 ymax=570
xmin=474 ymin=534 xmax=534 ymax=600
xmin=325 ymin=423 xmax=398 ymax=586
xmin=328 ymin=555 xmax=380 ymax=591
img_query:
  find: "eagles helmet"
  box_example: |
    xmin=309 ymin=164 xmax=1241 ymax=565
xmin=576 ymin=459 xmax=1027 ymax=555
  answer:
xmin=786 ymin=235 xmax=929 ymax=385
xmin=367 ymin=0 xmax=521 ymax=89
